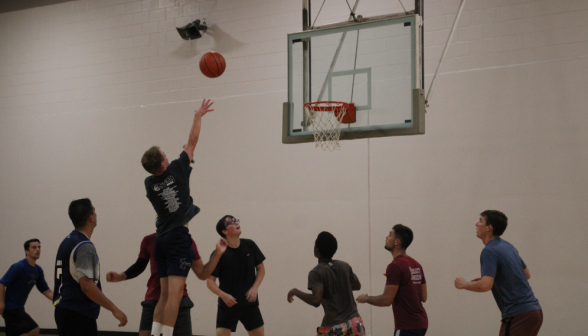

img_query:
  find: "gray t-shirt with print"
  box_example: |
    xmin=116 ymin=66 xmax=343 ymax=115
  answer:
xmin=308 ymin=260 xmax=360 ymax=327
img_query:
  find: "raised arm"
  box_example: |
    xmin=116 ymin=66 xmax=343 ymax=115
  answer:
xmin=183 ymin=99 xmax=214 ymax=161
xmin=191 ymin=239 xmax=227 ymax=280
xmin=454 ymin=275 xmax=494 ymax=292
xmin=207 ymin=276 xmax=237 ymax=307
xmin=79 ymin=277 xmax=127 ymax=326
xmin=356 ymin=284 xmax=399 ymax=307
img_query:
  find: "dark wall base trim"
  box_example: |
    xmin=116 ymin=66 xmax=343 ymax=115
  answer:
xmin=0 ymin=326 xmax=204 ymax=336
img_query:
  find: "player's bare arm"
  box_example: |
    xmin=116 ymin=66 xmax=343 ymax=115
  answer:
xmin=524 ymin=267 xmax=531 ymax=280
xmin=207 ymin=276 xmax=237 ymax=307
xmin=245 ymin=263 xmax=265 ymax=302
xmin=42 ymin=289 xmax=54 ymax=301
xmin=287 ymin=287 xmax=323 ymax=307
xmin=454 ymin=275 xmax=494 ymax=292
xmin=0 ymin=283 xmax=5 ymax=316
xmin=79 ymin=276 xmax=128 ymax=327
xmin=421 ymin=283 xmax=427 ymax=302
xmin=191 ymin=238 xmax=228 ymax=280
xmin=183 ymin=99 xmax=214 ymax=161
xmin=356 ymin=284 xmax=399 ymax=307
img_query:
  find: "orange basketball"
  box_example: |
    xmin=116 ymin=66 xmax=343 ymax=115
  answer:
xmin=199 ymin=51 xmax=226 ymax=78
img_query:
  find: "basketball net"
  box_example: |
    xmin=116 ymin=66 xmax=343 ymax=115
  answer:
xmin=304 ymin=101 xmax=348 ymax=151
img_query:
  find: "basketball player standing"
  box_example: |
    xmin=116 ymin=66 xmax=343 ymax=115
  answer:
xmin=454 ymin=210 xmax=542 ymax=336
xmin=356 ymin=224 xmax=428 ymax=336
xmin=287 ymin=231 xmax=365 ymax=336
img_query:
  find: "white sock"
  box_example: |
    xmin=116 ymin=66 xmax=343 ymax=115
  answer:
xmin=162 ymin=325 xmax=174 ymax=336
xmin=151 ymin=321 xmax=162 ymax=336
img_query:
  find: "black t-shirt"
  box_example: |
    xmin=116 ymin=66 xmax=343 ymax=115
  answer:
xmin=144 ymin=151 xmax=199 ymax=235
xmin=210 ymin=239 xmax=265 ymax=309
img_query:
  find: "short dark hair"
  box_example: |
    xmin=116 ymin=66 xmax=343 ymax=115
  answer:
xmin=481 ymin=210 xmax=508 ymax=236
xmin=141 ymin=146 xmax=164 ymax=175
xmin=392 ymin=224 xmax=413 ymax=249
xmin=68 ymin=198 xmax=94 ymax=229
xmin=315 ymin=231 xmax=338 ymax=260
xmin=24 ymin=239 xmax=40 ymax=251
xmin=216 ymin=215 xmax=234 ymax=238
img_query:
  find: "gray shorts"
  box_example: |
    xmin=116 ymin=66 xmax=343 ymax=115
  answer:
xmin=140 ymin=296 xmax=194 ymax=336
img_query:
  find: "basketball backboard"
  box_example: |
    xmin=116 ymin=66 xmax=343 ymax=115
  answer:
xmin=283 ymin=11 xmax=425 ymax=144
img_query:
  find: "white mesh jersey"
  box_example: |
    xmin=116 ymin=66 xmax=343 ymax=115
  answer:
xmin=69 ymin=241 xmax=100 ymax=284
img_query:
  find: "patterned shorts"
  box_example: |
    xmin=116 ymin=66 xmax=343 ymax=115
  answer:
xmin=317 ymin=316 xmax=366 ymax=336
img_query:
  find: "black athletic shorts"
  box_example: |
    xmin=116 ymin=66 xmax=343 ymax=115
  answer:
xmin=216 ymin=305 xmax=264 ymax=332
xmin=394 ymin=329 xmax=427 ymax=336
xmin=139 ymin=296 xmax=194 ymax=336
xmin=2 ymin=308 xmax=38 ymax=336
xmin=55 ymin=307 xmax=97 ymax=336
xmin=155 ymin=226 xmax=193 ymax=278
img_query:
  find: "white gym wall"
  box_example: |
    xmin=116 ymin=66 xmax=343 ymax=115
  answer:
xmin=0 ymin=0 xmax=587 ymax=335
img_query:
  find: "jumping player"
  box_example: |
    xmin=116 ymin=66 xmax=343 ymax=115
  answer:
xmin=356 ymin=224 xmax=428 ymax=336
xmin=105 ymin=232 xmax=226 ymax=336
xmin=0 ymin=239 xmax=53 ymax=336
xmin=54 ymin=198 xmax=127 ymax=336
xmin=141 ymin=99 xmax=214 ymax=336
xmin=287 ymin=231 xmax=365 ymax=336
xmin=206 ymin=216 xmax=266 ymax=336
xmin=454 ymin=210 xmax=542 ymax=336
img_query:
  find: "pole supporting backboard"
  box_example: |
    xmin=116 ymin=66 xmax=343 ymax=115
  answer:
xmin=302 ymin=0 xmax=311 ymax=130
xmin=415 ymin=0 xmax=424 ymax=90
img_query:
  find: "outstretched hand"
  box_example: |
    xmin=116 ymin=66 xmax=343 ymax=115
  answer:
xmin=454 ymin=277 xmax=468 ymax=289
xmin=287 ymin=289 xmax=297 ymax=303
xmin=106 ymin=272 xmax=123 ymax=283
xmin=356 ymin=294 xmax=368 ymax=303
xmin=195 ymin=99 xmax=214 ymax=117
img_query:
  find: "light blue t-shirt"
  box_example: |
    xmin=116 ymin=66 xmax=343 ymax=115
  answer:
xmin=480 ymin=238 xmax=541 ymax=317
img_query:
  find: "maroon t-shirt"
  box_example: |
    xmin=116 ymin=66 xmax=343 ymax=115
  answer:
xmin=139 ymin=233 xmax=201 ymax=301
xmin=385 ymin=255 xmax=428 ymax=330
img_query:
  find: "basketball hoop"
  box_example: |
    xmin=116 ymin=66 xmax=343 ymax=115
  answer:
xmin=304 ymin=101 xmax=348 ymax=151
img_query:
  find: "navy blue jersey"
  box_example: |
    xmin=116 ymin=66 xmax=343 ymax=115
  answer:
xmin=53 ymin=230 xmax=102 ymax=319
xmin=0 ymin=259 xmax=49 ymax=310
xmin=145 ymin=151 xmax=200 ymax=235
